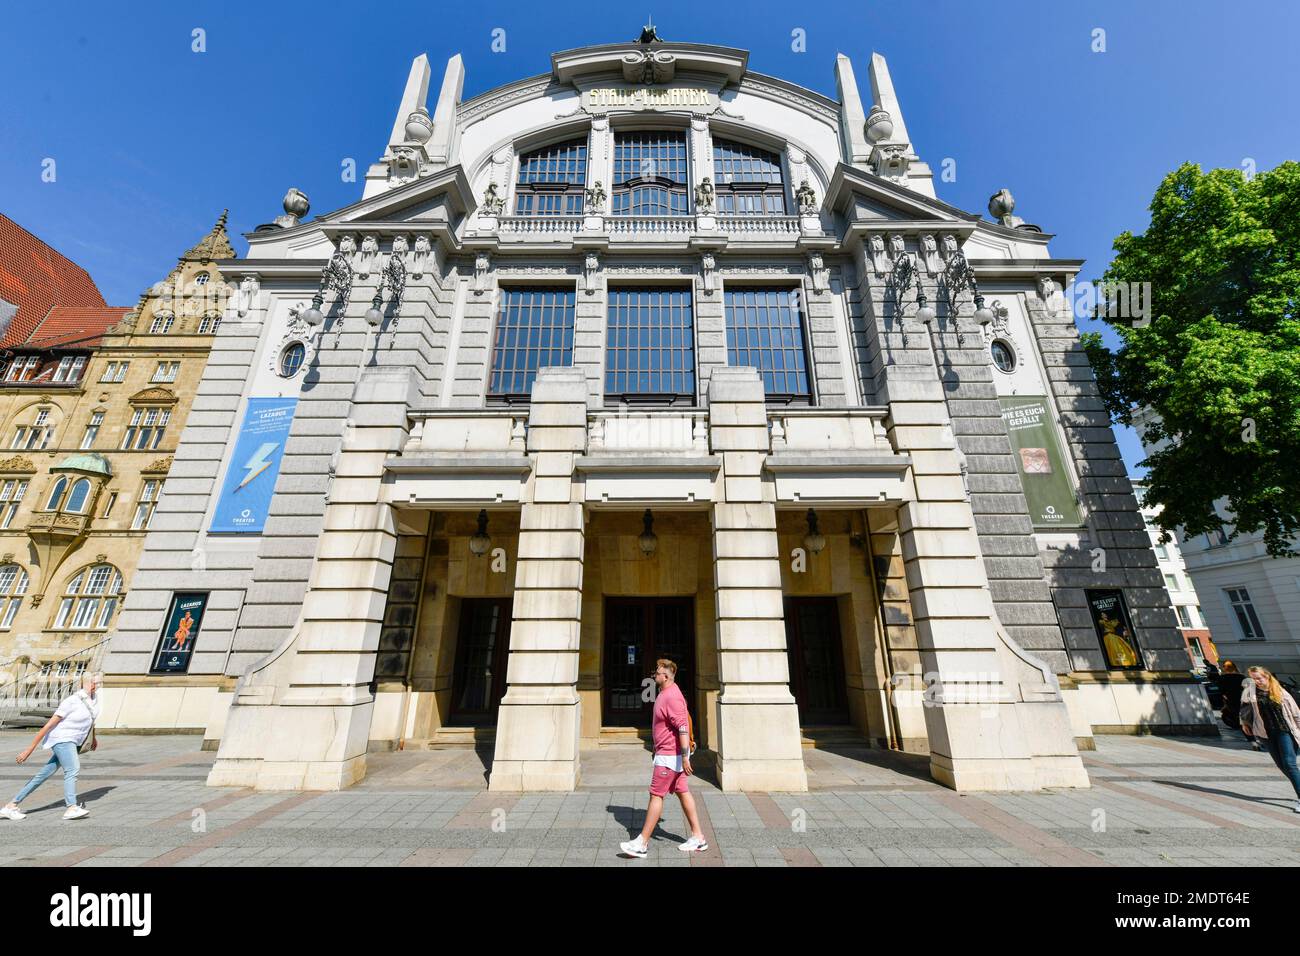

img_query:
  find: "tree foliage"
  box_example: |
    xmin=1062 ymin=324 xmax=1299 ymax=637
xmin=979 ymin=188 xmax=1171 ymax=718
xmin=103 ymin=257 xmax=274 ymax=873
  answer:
xmin=1081 ymin=161 xmax=1300 ymax=556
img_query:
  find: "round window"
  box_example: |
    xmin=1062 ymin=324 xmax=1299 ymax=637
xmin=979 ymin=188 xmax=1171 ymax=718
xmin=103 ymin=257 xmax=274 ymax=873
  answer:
xmin=990 ymin=339 xmax=1017 ymax=373
xmin=193 ymin=271 xmax=210 ymax=286
xmin=279 ymin=342 xmax=306 ymax=378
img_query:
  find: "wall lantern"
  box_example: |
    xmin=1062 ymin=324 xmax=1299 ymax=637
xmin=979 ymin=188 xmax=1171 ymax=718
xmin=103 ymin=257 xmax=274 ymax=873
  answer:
xmin=469 ymin=509 xmax=492 ymax=557
xmin=803 ymin=508 xmax=826 ymax=555
xmin=638 ymin=508 xmax=658 ymax=557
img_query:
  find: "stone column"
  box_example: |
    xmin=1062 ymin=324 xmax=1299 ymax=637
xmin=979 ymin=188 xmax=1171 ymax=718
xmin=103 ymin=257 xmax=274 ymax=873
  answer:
xmin=881 ymin=366 xmax=1089 ymax=790
xmin=206 ymin=366 xmax=416 ymax=790
xmin=708 ymin=367 xmax=808 ymax=792
xmin=488 ymin=367 xmax=587 ymax=791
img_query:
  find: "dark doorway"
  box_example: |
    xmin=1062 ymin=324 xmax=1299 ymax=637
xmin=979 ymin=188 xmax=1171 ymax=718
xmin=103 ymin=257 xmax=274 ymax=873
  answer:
xmin=784 ymin=596 xmax=850 ymax=725
xmin=603 ymin=597 xmax=695 ymax=727
xmin=449 ymin=597 xmax=512 ymax=724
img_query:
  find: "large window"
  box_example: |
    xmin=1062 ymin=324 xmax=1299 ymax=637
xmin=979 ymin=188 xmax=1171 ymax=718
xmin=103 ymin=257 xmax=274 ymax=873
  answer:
xmin=514 ymin=139 xmax=588 ymax=216
xmin=0 ymin=480 xmax=27 ymax=529
xmin=80 ymin=411 xmax=104 ymax=449
xmin=0 ymin=564 xmax=29 ymax=630
xmin=712 ymin=139 xmax=787 ymax=214
xmin=52 ymin=356 xmax=87 ymax=383
xmin=4 ymin=356 xmax=40 ymax=383
xmin=100 ymin=361 xmax=129 ymax=383
xmin=724 ymin=288 xmax=811 ymax=401
xmin=613 ymin=131 xmax=689 ymax=215
xmin=487 ymin=289 xmax=575 ymax=399
xmin=1225 ymin=587 xmax=1265 ymax=640
xmin=121 ymin=406 xmax=171 ymax=450
xmin=53 ymin=563 xmax=123 ymax=631
xmin=11 ymin=407 xmax=53 ymax=450
xmin=605 ymin=288 xmax=695 ymax=403
xmin=132 ymin=479 xmax=162 ymax=530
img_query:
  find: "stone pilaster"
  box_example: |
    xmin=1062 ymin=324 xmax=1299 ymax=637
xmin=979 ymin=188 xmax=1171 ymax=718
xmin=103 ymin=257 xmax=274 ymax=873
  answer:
xmin=206 ymin=365 xmax=417 ymax=790
xmin=881 ymin=367 xmax=1089 ymax=790
xmin=708 ymin=366 xmax=808 ymax=792
xmin=488 ymin=367 xmax=587 ymax=791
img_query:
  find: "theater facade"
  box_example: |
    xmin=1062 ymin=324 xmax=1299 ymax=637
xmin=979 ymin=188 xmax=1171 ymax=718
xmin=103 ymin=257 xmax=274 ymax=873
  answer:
xmin=99 ymin=31 xmax=1214 ymax=793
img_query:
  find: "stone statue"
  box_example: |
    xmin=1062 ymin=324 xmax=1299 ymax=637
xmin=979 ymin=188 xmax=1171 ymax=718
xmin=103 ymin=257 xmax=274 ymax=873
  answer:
xmin=796 ymin=180 xmax=817 ymax=215
xmin=411 ymin=235 xmax=431 ymax=278
xmin=358 ymin=235 xmax=380 ymax=277
xmin=481 ymin=182 xmax=505 ymax=216
xmin=474 ymin=251 xmax=490 ymax=295
xmin=870 ymin=234 xmax=889 ymax=275
xmin=920 ymin=234 xmax=941 ymax=275
xmin=700 ymin=251 xmax=716 ymax=294
xmin=941 ymin=234 xmax=960 ymax=260
xmin=807 ymin=251 xmax=827 ymax=294
xmin=585 ymin=181 xmax=607 ymax=213
xmin=889 ymin=233 xmax=906 ymax=261
xmin=584 ymin=251 xmax=600 ymax=295
xmin=391 ymin=235 xmax=408 ymax=259
xmin=694 ymin=177 xmax=715 ymax=212
xmin=236 ymin=274 xmax=260 ymax=317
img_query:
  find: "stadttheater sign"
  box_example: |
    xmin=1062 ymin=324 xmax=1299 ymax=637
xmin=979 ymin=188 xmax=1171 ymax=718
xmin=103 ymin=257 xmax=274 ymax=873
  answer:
xmin=582 ymin=86 xmax=716 ymax=112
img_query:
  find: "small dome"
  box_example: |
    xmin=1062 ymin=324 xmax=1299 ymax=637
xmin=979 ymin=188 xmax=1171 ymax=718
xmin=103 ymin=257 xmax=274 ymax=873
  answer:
xmin=51 ymin=453 xmax=112 ymax=478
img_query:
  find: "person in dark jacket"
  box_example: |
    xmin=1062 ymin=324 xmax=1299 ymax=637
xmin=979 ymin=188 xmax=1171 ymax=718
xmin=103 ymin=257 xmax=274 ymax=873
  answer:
xmin=1218 ymin=660 xmax=1260 ymax=749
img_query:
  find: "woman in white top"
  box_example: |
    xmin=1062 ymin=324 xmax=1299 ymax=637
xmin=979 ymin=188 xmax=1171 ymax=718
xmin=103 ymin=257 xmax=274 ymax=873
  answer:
xmin=0 ymin=672 xmax=101 ymax=821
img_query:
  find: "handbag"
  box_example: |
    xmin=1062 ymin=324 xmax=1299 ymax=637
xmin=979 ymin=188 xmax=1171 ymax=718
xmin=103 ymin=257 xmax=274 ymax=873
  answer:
xmin=74 ymin=693 xmax=99 ymax=755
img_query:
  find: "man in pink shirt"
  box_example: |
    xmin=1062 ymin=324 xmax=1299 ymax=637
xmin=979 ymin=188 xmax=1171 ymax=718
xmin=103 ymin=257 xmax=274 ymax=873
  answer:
xmin=620 ymin=658 xmax=709 ymax=857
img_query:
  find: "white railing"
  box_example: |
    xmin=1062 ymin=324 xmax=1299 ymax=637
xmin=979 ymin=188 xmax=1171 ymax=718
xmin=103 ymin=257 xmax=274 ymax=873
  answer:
xmin=768 ymin=407 xmax=892 ymax=454
xmin=607 ymin=216 xmax=693 ymax=239
xmin=497 ymin=216 xmax=584 ymax=238
xmin=588 ymin=409 xmax=708 ymax=454
xmin=717 ymin=214 xmax=801 ymax=238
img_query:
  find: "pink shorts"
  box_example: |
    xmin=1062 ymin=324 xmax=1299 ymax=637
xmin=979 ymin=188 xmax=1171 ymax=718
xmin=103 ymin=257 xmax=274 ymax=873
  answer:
xmin=650 ymin=763 xmax=689 ymax=797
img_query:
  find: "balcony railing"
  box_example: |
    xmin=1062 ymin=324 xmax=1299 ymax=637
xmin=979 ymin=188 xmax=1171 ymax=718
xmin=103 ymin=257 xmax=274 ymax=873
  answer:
xmin=716 ymin=214 xmax=801 ymax=238
xmin=607 ymin=216 xmax=694 ymax=239
xmin=497 ymin=216 xmax=583 ymax=238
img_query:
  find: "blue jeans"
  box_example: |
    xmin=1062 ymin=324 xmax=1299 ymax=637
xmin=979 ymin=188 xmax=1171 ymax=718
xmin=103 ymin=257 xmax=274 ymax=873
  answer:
xmin=13 ymin=741 xmax=80 ymax=807
xmin=1264 ymin=731 xmax=1300 ymax=799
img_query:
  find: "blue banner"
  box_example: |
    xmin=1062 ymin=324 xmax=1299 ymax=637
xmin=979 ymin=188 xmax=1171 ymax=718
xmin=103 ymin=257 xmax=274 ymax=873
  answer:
xmin=211 ymin=397 xmax=297 ymax=533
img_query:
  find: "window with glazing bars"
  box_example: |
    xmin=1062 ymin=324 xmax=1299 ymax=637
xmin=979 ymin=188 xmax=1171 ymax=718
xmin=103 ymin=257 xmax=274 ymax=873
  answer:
xmin=713 ymin=140 xmax=787 ymax=214
xmin=514 ymin=139 xmax=588 ymax=216
xmin=605 ymin=288 xmax=694 ymax=401
xmin=487 ymin=289 xmax=576 ymax=399
xmin=725 ymin=288 xmax=811 ymax=400
xmin=612 ymin=131 xmax=689 ymax=215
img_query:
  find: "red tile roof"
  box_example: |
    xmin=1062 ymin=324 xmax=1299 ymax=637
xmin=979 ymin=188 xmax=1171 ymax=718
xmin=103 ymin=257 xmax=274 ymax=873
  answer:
xmin=0 ymin=213 xmax=116 ymax=349
xmin=26 ymin=305 xmax=133 ymax=349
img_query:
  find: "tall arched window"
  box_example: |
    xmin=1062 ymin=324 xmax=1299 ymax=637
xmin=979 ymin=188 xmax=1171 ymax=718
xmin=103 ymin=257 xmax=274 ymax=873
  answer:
xmin=53 ymin=563 xmax=123 ymax=631
xmin=514 ymin=139 xmax=588 ymax=216
xmin=0 ymin=564 xmax=30 ymax=630
xmin=45 ymin=476 xmax=68 ymax=511
xmin=613 ymin=131 xmax=689 ymax=215
xmin=712 ymin=139 xmax=787 ymax=214
xmin=65 ymin=478 xmax=91 ymax=514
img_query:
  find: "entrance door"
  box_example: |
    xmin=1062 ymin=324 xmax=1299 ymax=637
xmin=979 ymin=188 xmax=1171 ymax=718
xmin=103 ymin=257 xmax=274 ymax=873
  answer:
xmin=449 ymin=597 xmax=512 ymax=724
xmin=784 ymin=596 xmax=850 ymax=725
xmin=603 ymin=597 xmax=694 ymax=727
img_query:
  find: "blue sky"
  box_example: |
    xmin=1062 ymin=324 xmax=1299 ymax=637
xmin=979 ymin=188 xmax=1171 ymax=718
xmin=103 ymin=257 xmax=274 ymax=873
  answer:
xmin=2 ymin=0 xmax=1297 ymax=474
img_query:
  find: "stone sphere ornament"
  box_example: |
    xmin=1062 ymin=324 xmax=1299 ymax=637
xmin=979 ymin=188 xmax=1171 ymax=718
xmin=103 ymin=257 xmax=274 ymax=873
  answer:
xmin=988 ymin=188 xmax=1015 ymax=221
xmin=865 ymin=105 xmax=894 ymax=143
xmin=283 ymin=188 xmax=310 ymax=219
xmin=405 ymin=108 xmax=433 ymax=145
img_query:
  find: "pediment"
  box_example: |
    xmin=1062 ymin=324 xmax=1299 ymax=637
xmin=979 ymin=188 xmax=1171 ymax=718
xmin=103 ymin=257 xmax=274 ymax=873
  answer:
xmin=325 ymin=166 xmax=474 ymax=226
xmin=825 ymin=164 xmax=973 ymax=226
xmin=129 ymin=387 xmax=178 ymax=405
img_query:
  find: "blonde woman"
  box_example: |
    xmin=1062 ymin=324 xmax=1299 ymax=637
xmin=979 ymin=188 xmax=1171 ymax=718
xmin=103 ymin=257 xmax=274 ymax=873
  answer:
xmin=0 ymin=671 xmax=101 ymax=821
xmin=1239 ymin=666 xmax=1300 ymax=811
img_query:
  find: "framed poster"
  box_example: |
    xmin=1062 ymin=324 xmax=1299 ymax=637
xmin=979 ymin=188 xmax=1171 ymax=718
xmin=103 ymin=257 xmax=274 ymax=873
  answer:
xmin=151 ymin=592 xmax=209 ymax=674
xmin=999 ymin=396 xmax=1084 ymax=530
xmin=211 ymin=397 xmax=297 ymax=533
xmin=1085 ymin=588 xmax=1143 ymax=670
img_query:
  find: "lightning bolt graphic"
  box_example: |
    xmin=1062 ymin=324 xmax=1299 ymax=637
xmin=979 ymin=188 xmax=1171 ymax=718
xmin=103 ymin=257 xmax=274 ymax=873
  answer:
xmin=236 ymin=442 xmax=279 ymax=491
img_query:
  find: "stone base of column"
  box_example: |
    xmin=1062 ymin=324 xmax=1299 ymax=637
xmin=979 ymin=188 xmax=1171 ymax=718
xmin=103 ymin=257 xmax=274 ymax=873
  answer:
xmin=925 ymin=699 xmax=1092 ymax=792
xmin=488 ymin=695 xmax=581 ymax=792
xmin=929 ymin=752 xmax=1091 ymax=791
xmin=715 ymin=698 xmax=809 ymax=792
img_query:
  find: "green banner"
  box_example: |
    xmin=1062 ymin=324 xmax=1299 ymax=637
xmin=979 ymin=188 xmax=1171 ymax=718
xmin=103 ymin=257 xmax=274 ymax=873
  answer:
xmin=999 ymin=396 xmax=1083 ymax=529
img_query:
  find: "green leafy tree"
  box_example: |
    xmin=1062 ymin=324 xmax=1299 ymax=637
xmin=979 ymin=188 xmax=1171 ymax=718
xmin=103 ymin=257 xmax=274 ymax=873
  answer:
xmin=1082 ymin=161 xmax=1300 ymax=556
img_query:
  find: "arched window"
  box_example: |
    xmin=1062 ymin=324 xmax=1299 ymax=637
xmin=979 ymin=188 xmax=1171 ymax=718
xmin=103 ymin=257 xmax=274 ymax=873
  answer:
xmin=45 ymin=476 xmax=68 ymax=511
xmin=53 ymin=563 xmax=123 ymax=631
xmin=0 ymin=564 xmax=30 ymax=630
xmin=514 ymin=139 xmax=588 ymax=216
xmin=613 ymin=130 xmax=689 ymax=215
xmin=194 ymin=271 xmax=210 ymax=286
xmin=65 ymin=479 xmax=91 ymax=514
xmin=712 ymin=139 xmax=787 ymax=215
xmin=279 ymin=342 xmax=306 ymax=377
xmin=990 ymin=339 xmax=1017 ymax=373
xmin=11 ymin=405 xmax=55 ymax=450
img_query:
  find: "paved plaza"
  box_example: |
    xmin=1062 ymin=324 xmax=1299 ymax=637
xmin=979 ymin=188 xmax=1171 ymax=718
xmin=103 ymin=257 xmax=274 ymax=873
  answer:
xmin=1 ymin=731 xmax=1298 ymax=867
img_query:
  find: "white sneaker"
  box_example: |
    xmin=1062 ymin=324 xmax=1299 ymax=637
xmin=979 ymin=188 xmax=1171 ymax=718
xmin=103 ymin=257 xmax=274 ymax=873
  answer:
xmin=619 ymin=837 xmax=648 ymax=859
xmin=678 ymin=835 xmax=709 ymax=853
xmin=62 ymin=804 xmax=89 ymax=820
xmin=0 ymin=806 xmax=26 ymax=821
